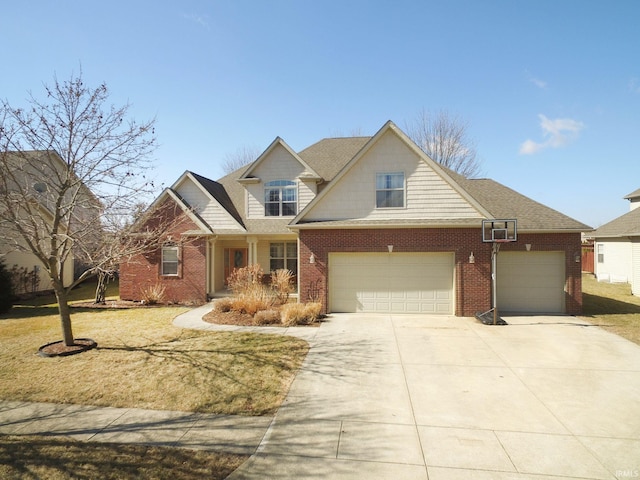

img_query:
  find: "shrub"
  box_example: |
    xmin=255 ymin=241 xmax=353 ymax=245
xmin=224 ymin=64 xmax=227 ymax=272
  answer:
xmin=0 ymin=261 xmax=14 ymax=314
xmin=253 ymin=309 xmax=281 ymax=325
xmin=214 ymin=297 xmax=234 ymax=313
xmin=233 ymin=293 xmax=273 ymax=316
xmin=227 ymin=264 xmax=264 ymax=295
xmin=226 ymin=264 xmax=279 ymax=315
xmin=281 ymin=302 xmax=322 ymax=326
xmin=271 ymin=269 xmax=295 ymax=304
xmin=140 ymin=283 xmax=166 ymax=305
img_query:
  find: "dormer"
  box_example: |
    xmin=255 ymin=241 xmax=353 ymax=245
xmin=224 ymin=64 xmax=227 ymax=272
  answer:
xmin=237 ymin=137 xmax=323 ymax=219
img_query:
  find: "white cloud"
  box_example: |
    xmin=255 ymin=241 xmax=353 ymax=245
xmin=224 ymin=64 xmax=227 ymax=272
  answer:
xmin=530 ymin=77 xmax=547 ymax=89
xmin=519 ymin=114 xmax=585 ymax=155
xmin=525 ymin=70 xmax=548 ymax=89
xmin=182 ymin=13 xmax=210 ymax=29
xmin=629 ymin=78 xmax=640 ymax=94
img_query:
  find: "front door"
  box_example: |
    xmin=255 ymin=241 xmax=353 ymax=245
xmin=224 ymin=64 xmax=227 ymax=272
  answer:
xmin=224 ymin=248 xmax=248 ymax=284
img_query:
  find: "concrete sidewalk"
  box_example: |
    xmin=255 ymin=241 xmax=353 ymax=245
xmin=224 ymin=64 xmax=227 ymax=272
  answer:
xmin=0 ymin=399 xmax=272 ymax=454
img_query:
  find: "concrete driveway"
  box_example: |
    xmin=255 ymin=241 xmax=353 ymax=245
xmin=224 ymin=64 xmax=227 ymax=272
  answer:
xmin=229 ymin=314 xmax=640 ymax=480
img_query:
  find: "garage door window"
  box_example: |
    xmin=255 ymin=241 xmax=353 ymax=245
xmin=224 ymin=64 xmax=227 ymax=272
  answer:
xmin=376 ymin=172 xmax=405 ymax=208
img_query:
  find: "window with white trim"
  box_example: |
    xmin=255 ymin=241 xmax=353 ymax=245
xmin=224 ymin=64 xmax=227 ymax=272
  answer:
xmin=265 ymin=180 xmax=297 ymax=216
xmin=270 ymin=242 xmax=298 ymax=276
xmin=161 ymin=245 xmax=179 ymax=276
xmin=597 ymin=244 xmax=604 ymax=263
xmin=376 ymin=172 xmax=405 ymax=208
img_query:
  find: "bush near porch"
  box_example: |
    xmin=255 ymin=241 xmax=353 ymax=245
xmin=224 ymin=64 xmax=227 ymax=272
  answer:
xmin=209 ymin=265 xmax=322 ymax=326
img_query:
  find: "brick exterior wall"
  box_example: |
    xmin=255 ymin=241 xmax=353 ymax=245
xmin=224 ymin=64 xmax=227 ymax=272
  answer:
xmin=119 ymin=200 xmax=208 ymax=304
xmin=298 ymin=228 xmax=583 ymax=317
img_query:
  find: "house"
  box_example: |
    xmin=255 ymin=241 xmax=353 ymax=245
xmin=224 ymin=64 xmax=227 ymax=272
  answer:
xmin=120 ymin=121 xmax=590 ymax=315
xmin=0 ymin=150 xmax=97 ymax=294
xmin=590 ymin=189 xmax=640 ymax=296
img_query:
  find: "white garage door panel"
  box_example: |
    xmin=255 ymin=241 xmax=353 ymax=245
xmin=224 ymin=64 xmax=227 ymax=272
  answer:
xmin=497 ymin=251 xmax=565 ymax=313
xmin=329 ymin=253 xmax=454 ymax=314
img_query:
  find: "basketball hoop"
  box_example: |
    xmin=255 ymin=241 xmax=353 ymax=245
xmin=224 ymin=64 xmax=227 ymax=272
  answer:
xmin=482 ymin=219 xmax=517 ymax=243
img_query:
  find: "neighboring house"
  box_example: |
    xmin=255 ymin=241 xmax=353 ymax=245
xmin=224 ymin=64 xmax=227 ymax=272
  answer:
xmin=0 ymin=150 xmax=95 ymax=294
xmin=590 ymin=189 xmax=640 ymax=296
xmin=120 ymin=121 xmax=590 ymax=315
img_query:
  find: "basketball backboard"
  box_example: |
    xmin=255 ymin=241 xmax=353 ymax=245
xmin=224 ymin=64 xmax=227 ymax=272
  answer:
xmin=482 ymin=219 xmax=517 ymax=243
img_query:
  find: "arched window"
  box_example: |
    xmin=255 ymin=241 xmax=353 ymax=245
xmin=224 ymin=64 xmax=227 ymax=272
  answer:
xmin=265 ymin=180 xmax=297 ymax=216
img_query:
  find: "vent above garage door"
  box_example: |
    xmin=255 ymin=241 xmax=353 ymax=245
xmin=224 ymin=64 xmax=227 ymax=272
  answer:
xmin=329 ymin=252 xmax=454 ymax=314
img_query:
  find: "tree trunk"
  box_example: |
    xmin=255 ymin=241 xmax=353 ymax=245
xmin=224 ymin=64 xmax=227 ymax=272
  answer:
xmin=53 ymin=285 xmax=75 ymax=346
xmin=95 ymin=271 xmax=107 ymax=304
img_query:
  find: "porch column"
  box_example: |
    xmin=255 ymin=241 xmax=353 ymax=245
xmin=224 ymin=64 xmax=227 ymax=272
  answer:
xmin=246 ymin=236 xmax=258 ymax=265
xmin=207 ymin=237 xmax=217 ymax=295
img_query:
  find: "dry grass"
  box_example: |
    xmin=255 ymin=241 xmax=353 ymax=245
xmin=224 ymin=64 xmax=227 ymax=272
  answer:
xmin=582 ymin=273 xmax=640 ymax=345
xmin=0 ymin=281 xmax=309 ymax=415
xmin=281 ymin=302 xmax=322 ymax=326
xmin=0 ymin=435 xmax=246 ymax=480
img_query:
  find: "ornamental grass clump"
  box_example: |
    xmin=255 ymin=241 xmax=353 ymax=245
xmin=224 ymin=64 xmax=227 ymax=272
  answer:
xmin=140 ymin=283 xmax=166 ymax=305
xmin=227 ymin=265 xmax=276 ymax=315
xmin=271 ymin=269 xmax=295 ymax=304
xmin=281 ymin=302 xmax=322 ymax=326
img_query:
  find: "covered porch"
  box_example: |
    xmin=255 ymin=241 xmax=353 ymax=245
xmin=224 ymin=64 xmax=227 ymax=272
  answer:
xmin=206 ymin=234 xmax=299 ymax=299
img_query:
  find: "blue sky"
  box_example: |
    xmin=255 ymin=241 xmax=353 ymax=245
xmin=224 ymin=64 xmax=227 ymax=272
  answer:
xmin=2 ymin=0 xmax=639 ymax=227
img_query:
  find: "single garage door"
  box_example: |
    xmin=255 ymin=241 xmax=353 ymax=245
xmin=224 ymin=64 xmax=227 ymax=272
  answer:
xmin=497 ymin=251 xmax=565 ymax=313
xmin=329 ymin=252 xmax=454 ymax=314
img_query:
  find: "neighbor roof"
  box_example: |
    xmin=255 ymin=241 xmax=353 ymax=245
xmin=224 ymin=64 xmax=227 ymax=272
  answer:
xmin=591 ymin=207 xmax=640 ymax=238
xmin=624 ymin=188 xmax=640 ymax=201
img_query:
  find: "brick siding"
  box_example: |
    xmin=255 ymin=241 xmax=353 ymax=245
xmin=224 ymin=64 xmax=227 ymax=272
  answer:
xmin=299 ymin=228 xmax=583 ymax=316
xmin=119 ymin=200 xmax=208 ymax=304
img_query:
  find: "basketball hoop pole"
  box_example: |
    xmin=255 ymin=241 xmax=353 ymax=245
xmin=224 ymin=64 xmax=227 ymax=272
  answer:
xmin=492 ymin=242 xmax=500 ymax=325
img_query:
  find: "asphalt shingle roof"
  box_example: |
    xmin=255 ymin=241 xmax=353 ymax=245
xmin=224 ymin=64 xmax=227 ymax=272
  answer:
xmin=191 ymin=135 xmax=590 ymax=234
xmin=624 ymin=188 xmax=640 ymax=200
xmin=592 ymin=207 xmax=640 ymax=238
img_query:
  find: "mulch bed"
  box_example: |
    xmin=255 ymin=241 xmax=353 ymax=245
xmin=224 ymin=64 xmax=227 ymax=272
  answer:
xmin=203 ymin=310 xmax=321 ymax=328
xmin=70 ymin=300 xmax=162 ymax=309
xmin=38 ymin=338 xmax=98 ymax=357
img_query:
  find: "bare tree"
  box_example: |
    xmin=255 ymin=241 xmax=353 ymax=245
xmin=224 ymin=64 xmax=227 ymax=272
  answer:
xmin=405 ymin=109 xmax=483 ymax=178
xmin=221 ymin=145 xmax=261 ymax=174
xmin=0 ymin=71 xmax=160 ymax=347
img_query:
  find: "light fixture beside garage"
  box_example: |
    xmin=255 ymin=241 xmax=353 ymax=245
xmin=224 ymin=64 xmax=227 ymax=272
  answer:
xmin=469 ymin=252 xmax=475 ymax=264
xmin=309 ymin=253 xmax=315 ymax=264
xmin=387 ymin=245 xmax=393 ymax=253
xmin=525 ymin=244 xmax=532 ymax=251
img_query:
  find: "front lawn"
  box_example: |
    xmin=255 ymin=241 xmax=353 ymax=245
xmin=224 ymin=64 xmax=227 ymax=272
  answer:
xmin=582 ymin=273 xmax=640 ymax=345
xmin=0 ymin=281 xmax=309 ymax=478
xmin=0 ymin=281 xmax=309 ymax=415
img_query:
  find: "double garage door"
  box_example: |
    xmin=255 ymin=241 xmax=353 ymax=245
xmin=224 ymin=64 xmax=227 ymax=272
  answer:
xmin=329 ymin=253 xmax=454 ymax=314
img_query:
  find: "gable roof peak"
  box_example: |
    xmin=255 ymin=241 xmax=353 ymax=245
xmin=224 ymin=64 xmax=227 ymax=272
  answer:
xmin=239 ymin=135 xmax=322 ymax=182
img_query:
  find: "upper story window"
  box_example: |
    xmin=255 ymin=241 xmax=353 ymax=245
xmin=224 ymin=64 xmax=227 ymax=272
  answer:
xmin=265 ymin=180 xmax=297 ymax=216
xmin=376 ymin=172 xmax=405 ymax=208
